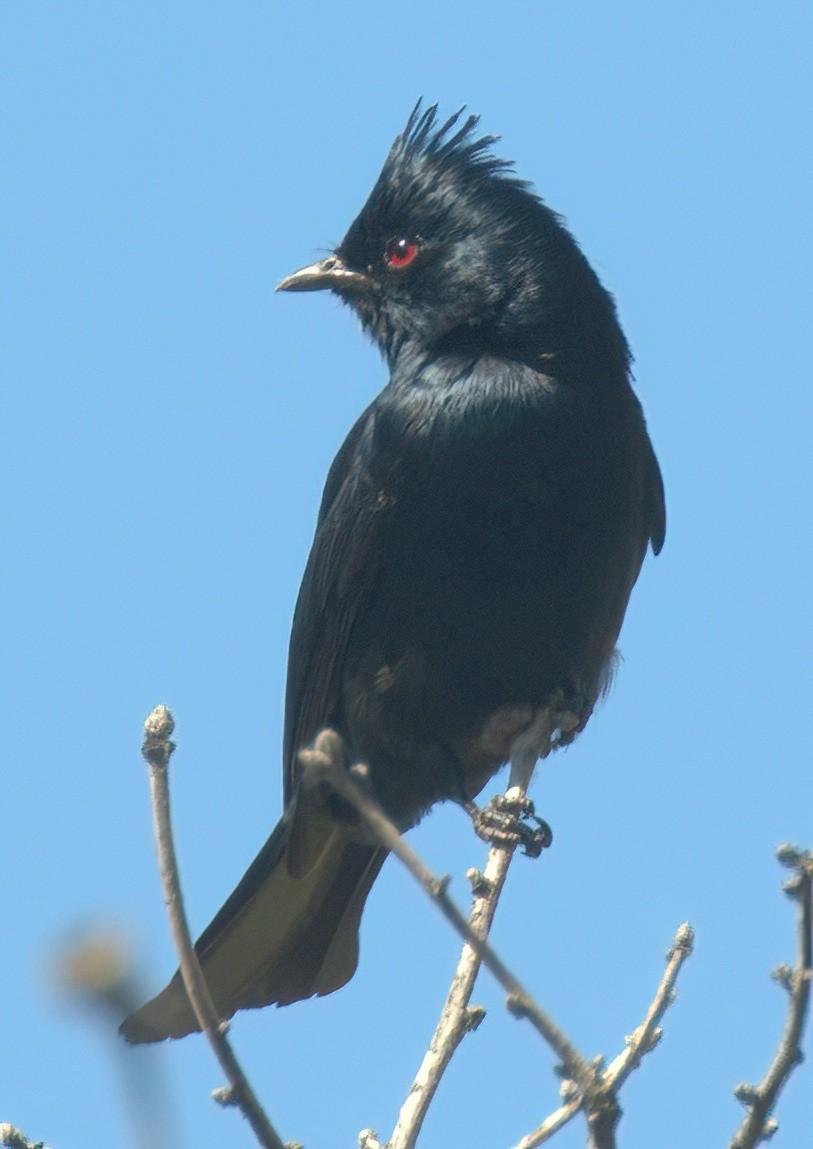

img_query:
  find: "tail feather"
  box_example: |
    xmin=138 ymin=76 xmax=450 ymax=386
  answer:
xmin=120 ymin=817 xmax=386 ymax=1043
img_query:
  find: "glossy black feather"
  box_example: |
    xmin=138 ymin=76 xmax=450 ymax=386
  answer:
xmin=283 ymin=103 xmax=663 ymax=825
xmin=120 ymin=102 xmax=664 ymax=1042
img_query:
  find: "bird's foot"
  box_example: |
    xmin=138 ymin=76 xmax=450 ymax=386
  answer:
xmin=467 ymin=794 xmax=553 ymax=858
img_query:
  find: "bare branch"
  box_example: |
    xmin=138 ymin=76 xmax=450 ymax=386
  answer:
xmin=388 ymin=830 xmax=520 ymax=1149
xmin=308 ymin=731 xmax=694 ymax=1146
xmin=513 ymin=1096 xmax=583 ymax=1148
xmin=513 ymin=922 xmax=693 ymax=1149
xmin=730 ymin=845 xmax=812 ymax=1149
xmin=140 ymin=706 xmax=288 ymax=1149
xmin=305 ymin=733 xmax=590 ymax=1069
xmin=603 ymin=921 xmax=694 ymax=1092
xmin=302 ymin=730 xmax=594 ymax=1147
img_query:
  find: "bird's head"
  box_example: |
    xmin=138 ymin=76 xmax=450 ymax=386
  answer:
xmin=278 ymin=102 xmax=628 ymax=375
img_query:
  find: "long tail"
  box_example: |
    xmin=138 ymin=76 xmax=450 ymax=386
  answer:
xmin=120 ymin=816 xmax=386 ymax=1043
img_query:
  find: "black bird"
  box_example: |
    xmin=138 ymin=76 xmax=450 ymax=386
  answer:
xmin=121 ymin=103 xmax=664 ymax=1043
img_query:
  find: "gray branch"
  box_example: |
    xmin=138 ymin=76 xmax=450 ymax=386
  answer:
xmin=729 ymin=845 xmax=812 ymax=1149
xmin=140 ymin=705 xmax=290 ymax=1149
xmin=514 ymin=923 xmax=694 ymax=1148
xmin=305 ymin=729 xmax=691 ymax=1149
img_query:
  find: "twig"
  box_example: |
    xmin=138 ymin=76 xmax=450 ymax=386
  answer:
xmin=140 ymin=705 xmax=288 ymax=1149
xmin=514 ymin=923 xmax=694 ymax=1149
xmin=513 ymin=1097 xmax=582 ymax=1149
xmin=730 ymin=845 xmax=813 ymax=1149
xmin=302 ymin=730 xmax=592 ymax=1148
xmin=304 ymin=733 xmax=589 ymax=1073
xmin=388 ymin=829 xmax=521 ymax=1148
xmin=305 ymin=730 xmax=692 ymax=1148
xmin=603 ymin=921 xmax=694 ymax=1092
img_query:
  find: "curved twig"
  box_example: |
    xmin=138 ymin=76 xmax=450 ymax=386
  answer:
xmin=140 ymin=705 xmax=288 ymax=1149
xmin=303 ymin=730 xmax=593 ymax=1147
xmin=513 ymin=923 xmax=694 ymax=1149
xmin=730 ymin=845 xmax=812 ymax=1149
xmin=305 ymin=733 xmax=590 ymax=1074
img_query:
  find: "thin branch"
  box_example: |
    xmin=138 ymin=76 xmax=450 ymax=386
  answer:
xmin=603 ymin=921 xmax=694 ymax=1091
xmin=141 ymin=706 xmax=288 ymax=1149
xmin=302 ymin=729 xmax=593 ymax=1148
xmin=304 ymin=733 xmax=590 ymax=1073
xmin=513 ymin=922 xmax=694 ymax=1149
xmin=730 ymin=845 xmax=813 ymax=1149
xmin=513 ymin=1097 xmax=583 ymax=1148
xmin=388 ymin=830 xmax=520 ymax=1149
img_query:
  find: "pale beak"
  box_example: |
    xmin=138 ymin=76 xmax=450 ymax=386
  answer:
xmin=276 ymin=255 xmax=370 ymax=294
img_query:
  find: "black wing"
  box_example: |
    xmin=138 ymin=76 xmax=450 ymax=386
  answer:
xmin=282 ymin=400 xmax=387 ymax=807
xmin=646 ymin=438 xmax=666 ymax=556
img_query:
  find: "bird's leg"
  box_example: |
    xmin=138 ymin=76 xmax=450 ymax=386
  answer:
xmin=509 ymin=690 xmax=585 ymax=783
xmin=468 ymin=702 xmax=558 ymax=857
xmin=465 ymin=690 xmax=586 ymax=856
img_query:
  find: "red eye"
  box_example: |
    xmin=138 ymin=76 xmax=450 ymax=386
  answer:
xmin=384 ymin=236 xmax=420 ymax=269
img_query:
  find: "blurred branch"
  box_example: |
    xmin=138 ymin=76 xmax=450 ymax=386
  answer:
xmin=55 ymin=927 xmax=182 ymax=1149
xmin=56 ymin=928 xmax=135 ymax=1016
xmin=730 ymin=845 xmax=812 ymax=1149
xmin=0 ymin=1126 xmax=45 ymax=1149
xmin=140 ymin=705 xmax=289 ymax=1149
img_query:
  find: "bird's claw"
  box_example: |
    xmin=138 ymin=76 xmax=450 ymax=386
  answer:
xmin=469 ymin=794 xmax=553 ymax=857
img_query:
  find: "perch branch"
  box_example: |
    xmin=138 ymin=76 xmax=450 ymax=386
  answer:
xmin=388 ymin=819 xmax=523 ymax=1148
xmin=140 ymin=705 xmax=288 ymax=1149
xmin=730 ymin=844 xmax=812 ymax=1149
xmin=301 ymin=730 xmax=593 ymax=1148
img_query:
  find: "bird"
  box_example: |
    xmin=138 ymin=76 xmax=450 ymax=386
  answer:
xmin=121 ymin=102 xmax=665 ymax=1043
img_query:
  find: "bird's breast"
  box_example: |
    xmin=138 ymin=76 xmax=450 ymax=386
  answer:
xmin=336 ymin=362 xmax=653 ymax=821
xmin=352 ymin=365 xmax=646 ymax=684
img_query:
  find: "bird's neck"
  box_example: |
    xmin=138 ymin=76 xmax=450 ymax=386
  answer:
xmin=387 ymin=313 xmax=629 ymax=394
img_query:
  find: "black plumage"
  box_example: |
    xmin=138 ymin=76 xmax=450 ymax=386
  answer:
xmin=121 ymin=103 xmax=664 ymax=1043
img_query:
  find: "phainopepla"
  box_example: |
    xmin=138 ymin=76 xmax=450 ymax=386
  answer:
xmin=121 ymin=102 xmax=664 ymax=1043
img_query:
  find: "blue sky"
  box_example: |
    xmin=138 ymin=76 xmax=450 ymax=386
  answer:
xmin=2 ymin=4 xmax=811 ymax=1147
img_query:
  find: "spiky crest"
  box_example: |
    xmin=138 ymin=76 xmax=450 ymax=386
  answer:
xmin=383 ymin=99 xmax=529 ymax=191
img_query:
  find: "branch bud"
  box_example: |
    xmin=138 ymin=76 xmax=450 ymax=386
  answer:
xmin=467 ymin=867 xmax=491 ymax=895
xmin=733 ymin=1082 xmax=760 ymax=1107
xmin=759 ymin=1116 xmax=780 ymax=1141
xmin=212 ymin=1084 xmax=237 ymax=1107
xmin=775 ymin=843 xmax=805 ymax=869
xmin=466 ymin=1005 xmax=487 ymax=1032
xmin=770 ymin=963 xmax=794 ymax=992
